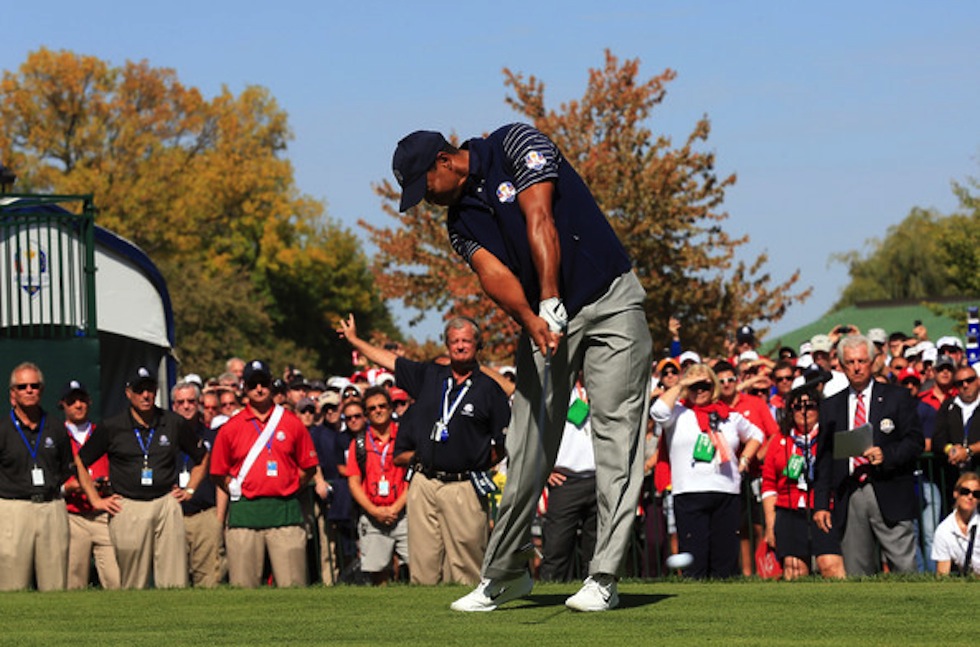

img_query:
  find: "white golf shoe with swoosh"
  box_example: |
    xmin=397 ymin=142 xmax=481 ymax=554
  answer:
xmin=450 ymin=571 xmax=533 ymax=612
xmin=565 ymin=574 xmax=619 ymax=612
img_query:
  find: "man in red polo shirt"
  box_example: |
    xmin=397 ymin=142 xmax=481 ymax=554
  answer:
xmin=347 ymin=386 xmax=408 ymax=585
xmin=211 ymin=360 xmax=319 ymax=588
xmin=920 ymin=354 xmax=958 ymax=414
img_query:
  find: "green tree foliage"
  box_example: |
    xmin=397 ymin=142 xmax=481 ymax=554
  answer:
xmin=833 ymin=165 xmax=980 ymax=311
xmin=366 ymin=51 xmax=810 ymax=358
xmin=0 ymin=48 xmax=395 ymax=377
xmin=831 ymin=207 xmax=952 ymax=308
xmin=937 ymin=172 xmax=980 ymax=294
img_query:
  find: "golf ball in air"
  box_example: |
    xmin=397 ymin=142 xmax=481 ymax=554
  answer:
xmin=665 ymin=552 xmax=694 ymax=570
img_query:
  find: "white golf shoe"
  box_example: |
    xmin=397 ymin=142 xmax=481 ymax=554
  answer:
xmin=450 ymin=571 xmax=534 ymax=612
xmin=565 ymin=574 xmax=619 ymax=612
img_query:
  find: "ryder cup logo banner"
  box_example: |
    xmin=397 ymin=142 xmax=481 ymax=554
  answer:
xmin=1 ymin=224 xmax=85 ymax=328
xmin=14 ymin=242 xmax=48 ymax=297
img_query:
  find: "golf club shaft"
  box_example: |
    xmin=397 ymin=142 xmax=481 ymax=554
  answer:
xmin=535 ymin=346 xmax=553 ymax=501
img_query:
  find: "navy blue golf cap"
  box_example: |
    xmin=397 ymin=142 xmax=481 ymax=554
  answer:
xmin=60 ymin=379 xmax=89 ymax=401
xmin=392 ymin=130 xmax=448 ymax=212
xmin=126 ymin=366 xmax=157 ymax=389
xmin=243 ymin=359 xmax=272 ymax=383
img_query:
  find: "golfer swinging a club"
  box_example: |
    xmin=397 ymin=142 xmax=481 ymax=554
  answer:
xmin=392 ymin=123 xmax=653 ymax=611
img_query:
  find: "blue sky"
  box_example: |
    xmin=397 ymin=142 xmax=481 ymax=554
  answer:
xmin=4 ymin=1 xmax=978 ymax=344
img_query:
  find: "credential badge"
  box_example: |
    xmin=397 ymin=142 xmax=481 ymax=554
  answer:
xmin=880 ymin=418 xmax=895 ymax=434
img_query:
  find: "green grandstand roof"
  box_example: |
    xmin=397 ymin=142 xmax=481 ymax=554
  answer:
xmin=762 ymin=298 xmax=979 ymax=355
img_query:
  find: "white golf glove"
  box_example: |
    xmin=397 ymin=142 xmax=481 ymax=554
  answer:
xmin=538 ymin=297 xmax=568 ymax=333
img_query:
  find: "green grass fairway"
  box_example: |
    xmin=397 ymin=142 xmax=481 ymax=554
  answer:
xmin=1 ymin=578 xmax=973 ymax=646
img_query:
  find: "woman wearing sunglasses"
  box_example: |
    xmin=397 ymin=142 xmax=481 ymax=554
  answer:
xmin=651 ymin=363 xmax=764 ymax=578
xmin=932 ymin=471 xmax=980 ymax=575
xmin=762 ymin=386 xmax=845 ymax=579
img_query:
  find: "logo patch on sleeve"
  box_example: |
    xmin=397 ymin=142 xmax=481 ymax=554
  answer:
xmin=496 ymin=182 xmax=517 ymax=203
xmin=524 ymin=150 xmax=547 ymax=171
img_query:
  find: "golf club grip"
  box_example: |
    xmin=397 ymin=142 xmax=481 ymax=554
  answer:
xmin=534 ymin=347 xmax=553 ymax=491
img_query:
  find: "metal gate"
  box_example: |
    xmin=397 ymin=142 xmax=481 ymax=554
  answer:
xmin=0 ymin=194 xmax=100 ymax=413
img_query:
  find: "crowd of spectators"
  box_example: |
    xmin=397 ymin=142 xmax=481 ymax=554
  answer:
xmin=643 ymin=319 xmax=980 ymax=579
xmin=4 ymin=316 xmax=980 ymax=590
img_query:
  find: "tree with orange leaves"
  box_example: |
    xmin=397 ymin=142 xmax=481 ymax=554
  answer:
xmin=366 ymin=51 xmax=810 ymax=360
xmin=0 ymin=48 xmax=396 ymax=377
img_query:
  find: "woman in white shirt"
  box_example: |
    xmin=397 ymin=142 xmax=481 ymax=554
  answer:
xmin=651 ymin=363 xmax=763 ymax=578
xmin=932 ymin=471 xmax=980 ymax=575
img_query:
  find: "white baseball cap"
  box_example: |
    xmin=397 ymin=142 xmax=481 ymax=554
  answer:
xmin=678 ymin=350 xmax=701 ymax=366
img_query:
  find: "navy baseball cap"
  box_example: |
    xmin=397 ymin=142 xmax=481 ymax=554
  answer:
xmin=126 ymin=366 xmax=157 ymax=389
xmin=242 ymin=359 xmax=272 ymax=383
xmin=60 ymin=379 xmax=89 ymax=401
xmin=736 ymin=325 xmax=755 ymax=344
xmin=392 ymin=130 xmax=448 ymax=212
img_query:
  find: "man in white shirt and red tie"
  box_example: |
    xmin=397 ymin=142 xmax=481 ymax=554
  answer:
xmin=813 ymin=334 xmax=924 ymax=576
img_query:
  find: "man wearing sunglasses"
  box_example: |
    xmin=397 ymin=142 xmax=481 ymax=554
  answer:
xmin=61 ymin=379 xmax=121 ymax=590
xmin=0 ymin=362 xmax=74 ymax=590
xmin=934 ymin=366 xmax=980 ymax=479
xmin=75 ymin=366 xmax=209 ymax=589
xmin=171 ymin=380 xmax=223 ymax=588
xmin=344 ymin=386 xmax=409 ymax=585
xmin=210 ymin=360 xmax=319 ymax=588
xmin=769 ymin=360 xmax=798 ymax=421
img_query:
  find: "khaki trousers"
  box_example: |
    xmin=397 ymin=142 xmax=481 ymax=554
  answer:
xmin=316 ymin=513 xmax=339 ymax=585
xmin=483 ymin=272 xmax=652 ymax=580
xmin=184 ymin=507 xmax=225 ymax=587
xmin=0 ymin=499 xmax=69 ymax=591
xmin=225 ymin=525 xmax=307 ymax=588
xmin=408 ymin=474 xmax=488 ymax=585
xmin=68 ymin=511 xmax=121 ymax=589
xmin=109 ymin=495 xmax=188 ymax=589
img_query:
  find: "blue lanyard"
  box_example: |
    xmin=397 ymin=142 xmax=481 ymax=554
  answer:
xmin=367 ymin=432 xmax=390 ymax=470
xmin=133 ymin=426 xmax=156 ymax=461
xmin=10 ymin=410 xmax=46 ymax=464
xmin=249 ymin=420 xmax=274 ymax=452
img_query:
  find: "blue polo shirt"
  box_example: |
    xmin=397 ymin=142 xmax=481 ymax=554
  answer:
xmin=447 ymin=123 xmax=632 ymax=318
